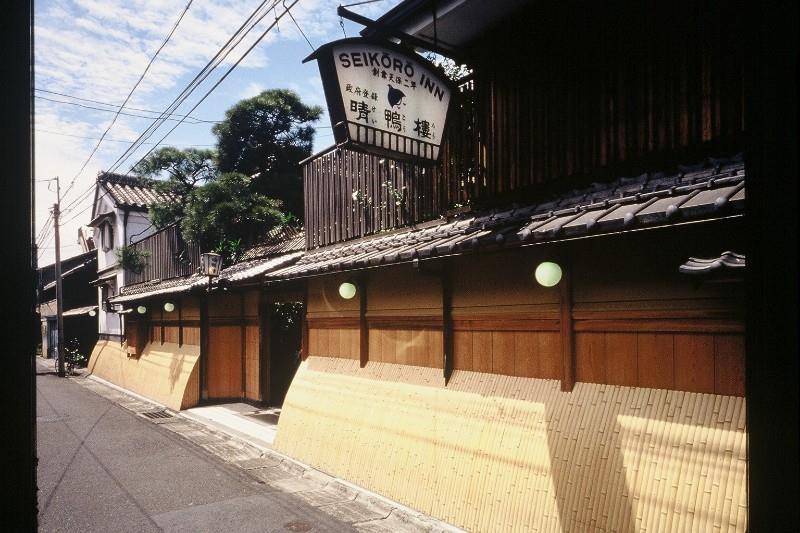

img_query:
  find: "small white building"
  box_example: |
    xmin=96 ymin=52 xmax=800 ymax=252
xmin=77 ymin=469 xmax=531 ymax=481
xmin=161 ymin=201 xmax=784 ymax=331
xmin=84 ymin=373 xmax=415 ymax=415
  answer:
xmin=86 ymin=172 xmax=173 ymax=341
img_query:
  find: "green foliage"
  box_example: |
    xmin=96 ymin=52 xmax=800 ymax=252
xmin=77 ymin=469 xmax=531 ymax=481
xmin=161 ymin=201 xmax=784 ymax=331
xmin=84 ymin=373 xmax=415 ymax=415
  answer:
xmin=115 ymin=245 xmax=149 ymax=274
xmin=180 ymin=172 xmax=288 ymax=262
xmin=134 ymin=147 xmax=217 ymax=229
xmin=213 ymin=89 xmax=322 ymax=220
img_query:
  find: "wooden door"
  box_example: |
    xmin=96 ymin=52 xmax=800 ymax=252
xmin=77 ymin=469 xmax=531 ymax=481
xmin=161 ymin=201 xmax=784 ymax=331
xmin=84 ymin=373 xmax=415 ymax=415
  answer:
xmin=207 ymin=325 xmax=242 ymax=399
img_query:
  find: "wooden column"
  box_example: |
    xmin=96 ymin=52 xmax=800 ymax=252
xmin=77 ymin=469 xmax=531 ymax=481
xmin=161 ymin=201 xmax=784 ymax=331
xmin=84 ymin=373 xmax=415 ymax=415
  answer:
xmin=259 ymin=291 xmax=271 ymax=404
xmin=559 ymin=259 xmax=575 ymax=392
xmin=442 ymin=260 xmax=454 ymax=383
xmin=240 ymin=292 xmax=246 ymax=399
xmin=178 ymin=298 xmax=183 ymax=347
xmin=300 ymin=284 xmax=309 ymax=361
xmin=199 ymin=296 xmax=209 ymax=400
xmin=359 ymin=273 xmax=369 ymax=368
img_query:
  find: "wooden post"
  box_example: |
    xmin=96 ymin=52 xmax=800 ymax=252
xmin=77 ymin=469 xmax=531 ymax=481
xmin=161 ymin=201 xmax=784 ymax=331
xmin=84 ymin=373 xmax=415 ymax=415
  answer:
xmin=300 ymin=284 xmax=309 ymax=361
xmin=259 ymin=291 xmax=271 ymax=404
xmin=359 ymin=273 xmax=369 ymax=368
xmin=559 ymin=258 xmax=575 ymax=392
xmin=200 ymin=296 xmax=209 ymax=400
xmin=178 ymin=298 xmax=183 ymax=347
xmin=442 ymin=260 xmax=454 ymax=383
xmin=240 ymin=292 xmax=246 ymax=400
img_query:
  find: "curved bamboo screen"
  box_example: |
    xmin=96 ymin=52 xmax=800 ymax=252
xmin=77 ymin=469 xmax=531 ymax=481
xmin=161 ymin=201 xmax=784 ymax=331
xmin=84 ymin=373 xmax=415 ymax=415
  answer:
xmin=275 ymin=357 xmax=746 ymax=532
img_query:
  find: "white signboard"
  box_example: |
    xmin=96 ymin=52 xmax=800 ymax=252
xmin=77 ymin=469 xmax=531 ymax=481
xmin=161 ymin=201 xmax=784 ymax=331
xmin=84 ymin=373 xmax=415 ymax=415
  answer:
xmin=324 ymin=41 xmax=452 ymax=160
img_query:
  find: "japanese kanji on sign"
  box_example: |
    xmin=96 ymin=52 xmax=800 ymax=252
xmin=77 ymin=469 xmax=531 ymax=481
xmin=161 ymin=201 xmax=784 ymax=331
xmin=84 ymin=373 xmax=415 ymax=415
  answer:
xmin=305 ymin=38 xmax=453 ymax=161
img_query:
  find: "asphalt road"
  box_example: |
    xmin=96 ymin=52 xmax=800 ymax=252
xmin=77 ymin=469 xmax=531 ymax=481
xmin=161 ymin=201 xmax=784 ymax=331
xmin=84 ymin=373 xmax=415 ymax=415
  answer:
xmin=35 ymin=359 xmax=355 ymax=533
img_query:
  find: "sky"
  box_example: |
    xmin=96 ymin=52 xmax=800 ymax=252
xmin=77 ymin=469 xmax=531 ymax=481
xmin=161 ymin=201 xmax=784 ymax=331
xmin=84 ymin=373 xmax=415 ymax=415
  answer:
xmin=34 ymin=0 xmax=402 ymax=267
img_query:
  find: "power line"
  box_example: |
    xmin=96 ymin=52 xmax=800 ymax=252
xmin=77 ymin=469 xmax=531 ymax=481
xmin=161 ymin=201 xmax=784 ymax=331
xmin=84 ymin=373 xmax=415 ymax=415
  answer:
xmin=34 ymin=89 xmax=221 ymax=123
xmin=36 ymin=128 xmax=216 ymax=146
xmin=108 ymin=0 xmax=280 ymax=174
xmin=60 ymin=0 xmax=196 ymax=206
xmin=34 ymin=95 xmax=217 ymax=124
xmin=123 ymin=0 xmax=299 ymax=175
xmin=285 ymin=0 xmax=315 ymax=51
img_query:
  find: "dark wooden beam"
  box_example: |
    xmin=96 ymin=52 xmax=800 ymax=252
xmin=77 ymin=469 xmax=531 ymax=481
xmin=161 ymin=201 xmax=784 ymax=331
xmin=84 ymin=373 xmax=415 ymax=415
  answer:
xmin=259 ymin=291 xmax=271 ymax=404
xmin=300 ymin=284 xmax=309 ymax=362
xmin=359 ymin=273 xmax=369 ymax=368
xmin=559 ymin=258 xmax=575 ymax=392
xmin=442 ymin=259 xmax=454 ymax=383
xmin=240 ymin=292 xmax=246 ymax=400
xmin=199 ymin=297 xmax=209 ymax=400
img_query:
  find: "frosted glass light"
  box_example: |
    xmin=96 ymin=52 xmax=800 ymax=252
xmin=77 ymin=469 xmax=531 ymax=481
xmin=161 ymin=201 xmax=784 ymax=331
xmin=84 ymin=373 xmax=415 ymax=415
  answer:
xmin=163 ymin=302 xmax=175 ymax=312
xmin=534 ymin=262 xmax=563 ymax=287
xmin=137 ymin=306 xmax=147 ymax=314
xmin=338 ymin=281 xmax=357 ymax=300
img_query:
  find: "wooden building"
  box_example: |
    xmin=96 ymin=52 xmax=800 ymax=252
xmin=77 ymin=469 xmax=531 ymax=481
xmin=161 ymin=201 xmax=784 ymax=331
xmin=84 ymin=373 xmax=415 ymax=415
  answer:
xmin=87 ymin=226 xmax=305 ymax=411
xmin=86 ymin=1 xmax=750 ymax=530
xmin=265 ymin=1 xmax=748 ymax=532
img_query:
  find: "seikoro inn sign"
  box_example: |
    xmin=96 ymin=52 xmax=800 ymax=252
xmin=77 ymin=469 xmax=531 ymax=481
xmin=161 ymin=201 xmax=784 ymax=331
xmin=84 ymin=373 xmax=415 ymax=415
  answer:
xmin=305 ymin=38 xmax=453 ymax=161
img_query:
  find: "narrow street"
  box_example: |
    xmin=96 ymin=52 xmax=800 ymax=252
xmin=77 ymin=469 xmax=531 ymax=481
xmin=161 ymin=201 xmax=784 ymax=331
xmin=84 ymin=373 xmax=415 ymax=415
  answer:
xmin=35 ymin=358 xmax=355 ymax=533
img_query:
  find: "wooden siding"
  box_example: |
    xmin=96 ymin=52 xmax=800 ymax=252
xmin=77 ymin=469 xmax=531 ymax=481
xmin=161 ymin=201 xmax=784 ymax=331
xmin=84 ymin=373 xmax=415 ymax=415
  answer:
xmin=126 ymin=224 xmax=200 ymax=285
xmin=207 ymin=325 xmax=242 ymax=399
xmin=275 ymin=358 xmax=747 ymax=532
xmin=304 ymin=149 xmax=444 ymax=249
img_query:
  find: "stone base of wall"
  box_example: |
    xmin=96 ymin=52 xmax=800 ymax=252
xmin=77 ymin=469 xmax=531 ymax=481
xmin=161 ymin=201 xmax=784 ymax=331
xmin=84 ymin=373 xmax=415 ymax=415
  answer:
xmin=86 ymin=340 xmax=200 ymax=411
xmin=275 ymin=356 xmax=747 ymax=532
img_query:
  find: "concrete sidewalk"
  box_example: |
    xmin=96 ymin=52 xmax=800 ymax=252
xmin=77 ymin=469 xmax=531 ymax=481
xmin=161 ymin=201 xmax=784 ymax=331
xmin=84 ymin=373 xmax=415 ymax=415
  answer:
xmin=73 ymin=369 xmax=462 ymax=533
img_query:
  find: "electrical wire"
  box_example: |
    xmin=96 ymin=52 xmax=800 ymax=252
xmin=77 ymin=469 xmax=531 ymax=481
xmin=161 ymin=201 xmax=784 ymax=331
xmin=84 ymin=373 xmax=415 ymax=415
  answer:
xmin=36 ymin=128 xmax=215 ymax=146
xmin=34 ymin=95 xmax=215 ymax=124
xmin=340 ymin=0 xmax=386 ymax=7
xmin=34 ymin=89 xmax=220 ymax=123
xmin=106 ymin=0 xmax=280 ymax=174
xmin=285 ymin=0 xmax=314 ymax=51
xmin=60 ymin=0 xmax=196 ymax=205
xmin=122 ymin=0 xmax=299 ymax=174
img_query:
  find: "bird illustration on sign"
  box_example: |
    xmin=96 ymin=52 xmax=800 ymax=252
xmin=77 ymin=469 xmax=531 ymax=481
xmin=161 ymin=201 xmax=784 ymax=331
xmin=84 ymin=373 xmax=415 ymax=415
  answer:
xmin=387 ymin=85 xmax=406 ymax=108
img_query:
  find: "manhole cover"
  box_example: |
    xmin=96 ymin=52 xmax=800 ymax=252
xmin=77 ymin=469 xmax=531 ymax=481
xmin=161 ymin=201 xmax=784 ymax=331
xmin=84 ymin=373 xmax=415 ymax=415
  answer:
xmin=283 ymin=520 xmax=313 ymax=532
xmin=141 ymin=410 xmax=174 ymax=420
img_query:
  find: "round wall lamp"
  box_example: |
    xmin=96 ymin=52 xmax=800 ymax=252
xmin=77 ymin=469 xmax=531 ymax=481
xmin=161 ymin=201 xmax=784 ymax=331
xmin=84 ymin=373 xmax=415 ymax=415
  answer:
xmin=338 ymin=281 xmax=357 ymax=300
xmin=534 ymin=261 xmax=563 ymax=287
xmin=88 ymin=309 xmax=97 ymax=317
xmin=163 ymin=302 xmax=175 ymax=313
xmin=137 ymin=305 xmax=147 ymax=314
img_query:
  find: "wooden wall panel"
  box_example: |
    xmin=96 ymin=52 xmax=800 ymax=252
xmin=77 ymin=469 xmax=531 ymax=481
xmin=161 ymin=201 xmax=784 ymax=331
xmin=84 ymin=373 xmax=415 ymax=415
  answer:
xmin=163 ymin=326 xmax=180 ymax=345
xmin=674 ymin=334 xmax=715 ymax=393
xmin=182 ymin=326 xmax=200 ymax=347
xmin=245 ymin=325 xmax=260 ymax=401
xmin=714 ymin=335 xmax=745 ymax=396
xmin=605 ymin=333 xmax=638 ymax=386
xmin=370 ymin=328 xmax=442 ymax=368
xmin=572 ymin=330 xmax=744 ymax=396
xmin=538 ymin=333 xmax=563 ymax=380
xmin=207 ymin=325 xmax=242 ymax=399
xmin=637 ymin=333 xmax=675 ymax=389
xmin=307 ymin=327 xmax=359 ymax=360
xmin=513 ymin=332 xmax=539 ymax=378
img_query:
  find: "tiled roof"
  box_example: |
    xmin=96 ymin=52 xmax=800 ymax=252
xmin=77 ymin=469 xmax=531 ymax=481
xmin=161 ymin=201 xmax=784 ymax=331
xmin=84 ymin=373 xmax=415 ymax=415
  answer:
xmin=266 ymin=155 xmax=745 ymax=280
xmin=63 ymin=305 xmax=98 ymax=317
xmin=41 ymin=255 xmax=97 ymax=291
xmin=98 ymin=172 xmax=177 ymax=210
xmin=112 ymin=274 xmax=207 ymax=303
xmin=679 ymin=251 xmax=745 ymax=275
xmin=220 ymin=252 xmax=304 ymax=283
xmin=239 ymin=226 xmax=305 ymax=261
xmin=111 ymin=250 xmax=304 ymax=303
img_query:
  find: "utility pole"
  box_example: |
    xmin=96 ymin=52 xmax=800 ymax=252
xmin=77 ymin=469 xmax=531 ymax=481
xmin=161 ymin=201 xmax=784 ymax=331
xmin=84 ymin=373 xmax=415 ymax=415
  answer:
xmin=52 ymin=176 xmax=65 ymax=377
